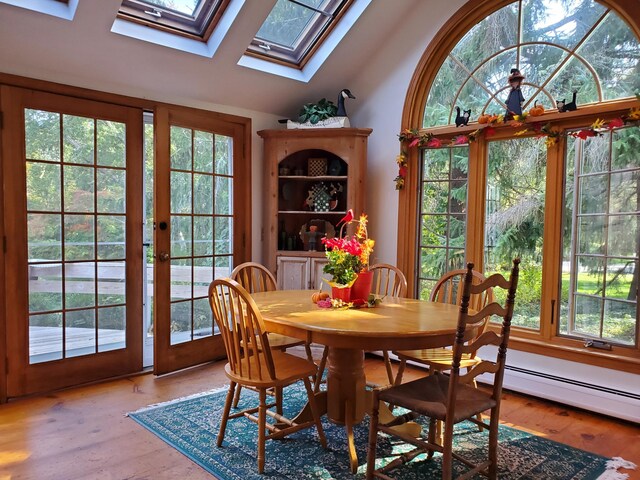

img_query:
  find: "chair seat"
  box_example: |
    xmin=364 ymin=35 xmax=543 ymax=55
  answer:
xmin=267 ymin=333 xmax=306 ymax=349
xmin=378 ymin=372 xmax=497 ymax=423
xmin=394 ymin=347 xmax=482 ymax=369
xmin=225 ymin=350 xmax=317 ymax=388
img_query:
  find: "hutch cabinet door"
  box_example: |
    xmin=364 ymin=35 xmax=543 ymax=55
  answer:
xmin=277 ymin=256 xmax=310 ymax=290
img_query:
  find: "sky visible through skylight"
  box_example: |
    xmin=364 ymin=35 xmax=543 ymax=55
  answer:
xmin=144 ymin=0 xmax=200 ymax=16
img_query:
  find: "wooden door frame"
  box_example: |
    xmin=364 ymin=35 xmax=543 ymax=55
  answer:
xmin=1 ymin=86 xmax=144 ymax=397
xmin=153 ymin=105 xmax=251 ymax=375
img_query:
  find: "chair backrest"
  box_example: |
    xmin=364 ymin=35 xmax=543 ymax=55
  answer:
xmin=430 ymin=268 xmax=494 ymax=312
xmin=369 ymin=263 xmax=408 ymax=297
xmin=231 ymin=262 xmax=277 ymax=294
xmin=447 ymin=259 xmax=520 ymax=407
xmin=208 ymin=278 xmax=276 ymax=381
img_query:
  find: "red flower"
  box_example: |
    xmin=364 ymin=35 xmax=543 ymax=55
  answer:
xmin=576 ymin=129 xmax=597 ymax=140
xmin=427 ymin=137 xmax=442 ymax=148
xmin=399 ymin=165 xmax=407 ymax=177
xmin=408 ymin=138 xmax=420 ymax=148
xmin=453 ymin=135 xmax=468 ymax=145
xmin=484 ymin=126 xmax=496 ymax=137
xmin=607 ymin=118 xmax=624 ymax=130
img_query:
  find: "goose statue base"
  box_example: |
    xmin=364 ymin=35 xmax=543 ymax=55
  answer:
xmin=286 ymin=116 xmax=350 ymax=129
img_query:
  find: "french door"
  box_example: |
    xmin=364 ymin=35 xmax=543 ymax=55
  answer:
xmin=2 ymin=87 xmax=143 ymax=396
xmin=152 ymin=106 xmax=246 ymax=374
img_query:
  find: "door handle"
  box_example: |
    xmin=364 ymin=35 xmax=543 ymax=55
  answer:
xmin=158 ymin=252 xmax=170 ymax=262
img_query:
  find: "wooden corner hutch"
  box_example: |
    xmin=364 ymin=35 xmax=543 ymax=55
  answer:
xmin=258 ymin=128 xmax=372 ymax=290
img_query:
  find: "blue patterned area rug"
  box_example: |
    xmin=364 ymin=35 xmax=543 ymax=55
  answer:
xmin=128 ymin=381 xmax=609 ymax=479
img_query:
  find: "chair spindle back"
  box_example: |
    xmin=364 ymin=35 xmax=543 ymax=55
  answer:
xmin=369 ymin=263 xmax=408 ymax=297
xmin=209 ymin=278 xmax=276 ymax=382
xmin=231 ymin=262 xmax=277 ymax=294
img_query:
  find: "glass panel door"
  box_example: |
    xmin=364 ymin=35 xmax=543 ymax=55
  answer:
xmin=2 ymin=87 xmax=143 ymax=397
xmin=153 ymin=106 xmax=245 ymax=374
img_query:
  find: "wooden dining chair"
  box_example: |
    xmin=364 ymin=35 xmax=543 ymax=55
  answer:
xmin=231 ymin=262 xmax=315 ymax=409
xmin=314 ymin=263 xmax=408 ymax=392
xmin=393 ymin=267 xmax=494 ymax=386
xmin=366 ymin=259 xmax=520 ymax=479
xmin=209 ymin=278 xmax=327 ymax=474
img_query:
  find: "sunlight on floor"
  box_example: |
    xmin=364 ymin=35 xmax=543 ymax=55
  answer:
xmin=0 ymin=450 xmax=31 ymax=466
xmin=501 ymin=421 xmax=548 ymax=437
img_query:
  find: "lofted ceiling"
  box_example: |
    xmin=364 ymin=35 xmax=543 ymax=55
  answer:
xmin=0 ymin=0 xmax=423 ymax=119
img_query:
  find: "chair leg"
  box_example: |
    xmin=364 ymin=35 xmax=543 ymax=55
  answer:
xmin=427 ymin=417 xmax=437 ymax=460
xmin=275 ymin=386 xmax=283 ymax=415
xmin=258 ymin=388 xmax=267 ymax=474
xmin=303 ymin=377 xmax=327 ymax=448
xmin=394 ymin=358 xmax=406 ymax=386
xmin=441 ymin=418 xmax=455 ymax=480
xmin=232 ymin=384 xmax=242 ymax=408
xmin=314 ymin=346 xmax=329 ymax=392
xmin=365 ymin=389 xmax=381 ymax=479
xmin=382 ymin=350 xmax=394 ymax=386
xmin=217 ymin=382 xmax=236 ymax=447
xmin=472 ymin=377 xmax=484 ymax=431
xmin=488 ymin=407 xmax=499 ymax=479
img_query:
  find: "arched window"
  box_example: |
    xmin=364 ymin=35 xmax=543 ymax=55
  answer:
xmin=425 ymin=0 xmax=639 ymax=127
xmin=397 ymin=0 xmax=640 ymax=369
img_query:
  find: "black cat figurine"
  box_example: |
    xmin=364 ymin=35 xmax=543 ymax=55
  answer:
xmin=455 ymin=106 xmax=471 ymax=127
xmin=557 ymin=91 xmax=578 ymax=112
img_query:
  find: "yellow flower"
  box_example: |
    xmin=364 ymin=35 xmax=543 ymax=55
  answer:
xmin=514 ymin=129 xmax=529 ymax=136
xmin=591 ymin=118 xmax=606 ymax=130
xmin=396 ymin=153 xmax=406 ymax=166
xmin=545 ymin=136 xmax=557 ymax=147
xmin=628 ymin=107 xmax=640 ymax=120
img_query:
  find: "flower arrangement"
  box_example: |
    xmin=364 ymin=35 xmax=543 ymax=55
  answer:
xmin=321 ymin=210 xmax=375 ymax=287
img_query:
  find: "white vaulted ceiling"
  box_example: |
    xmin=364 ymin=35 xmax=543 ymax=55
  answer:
xmin=0 ymin=0 xmax=422 ymax=118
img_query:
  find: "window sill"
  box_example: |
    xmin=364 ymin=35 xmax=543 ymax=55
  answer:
xmin=508 ymin=335 xmax=640 ymax=374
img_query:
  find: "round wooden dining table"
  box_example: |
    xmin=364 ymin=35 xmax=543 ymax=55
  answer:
xmin=251 ymin=289 xmax=468 ymax=472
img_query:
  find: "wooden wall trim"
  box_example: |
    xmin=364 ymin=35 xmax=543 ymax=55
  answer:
xmin=0 ymin=72 xmax=252 ymax=129
xmin=0 ymin=86 xmax=6 ymax=402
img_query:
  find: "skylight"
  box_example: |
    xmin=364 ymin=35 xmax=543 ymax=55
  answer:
xmin=117 ymin=0 xmax=230 ymax=40
xmin=247 ymin=0 xmax=353 ymax=67
xmin=0 ymin=0 xmax=78 ymax=20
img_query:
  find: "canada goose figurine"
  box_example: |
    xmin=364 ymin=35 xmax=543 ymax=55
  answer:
xmin=336 ymin=88 xmax=355 ymax=117
xmin=279 ymin=89 xmax=355 ymax=129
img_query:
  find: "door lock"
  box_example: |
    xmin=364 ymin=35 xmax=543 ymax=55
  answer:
xmin=158 ymin=252 xmax=170 ymax=262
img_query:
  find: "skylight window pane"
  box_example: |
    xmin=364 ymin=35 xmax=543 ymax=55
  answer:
xmin=257 ymin=1 xmax=320 ymax=48
xmin=142 ymin=0 xmax=201 ymax=16
xmin=247 ymin=0 xmax=352 ymax=67
xmin=118 ymin=0 xmax=228 ymax=40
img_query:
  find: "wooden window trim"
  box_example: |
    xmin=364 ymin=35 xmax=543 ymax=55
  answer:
xmin=117 ymin=0 xmax=231 ymax=42
xmin=397 ymin=0 xmax=640 ymax=372
xmin=246 ymin=0 xmax=354 ymax=69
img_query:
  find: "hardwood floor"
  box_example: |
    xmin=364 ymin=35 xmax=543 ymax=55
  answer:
xmin=0 ymin=350 xmax=638 ymax=480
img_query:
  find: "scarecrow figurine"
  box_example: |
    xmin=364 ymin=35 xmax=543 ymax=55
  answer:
xmin=504 ymin=68 xmax=525 ymax=120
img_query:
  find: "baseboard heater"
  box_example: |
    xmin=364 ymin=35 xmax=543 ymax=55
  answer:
xmin=498 ymin=365 xmax=640 ymax=423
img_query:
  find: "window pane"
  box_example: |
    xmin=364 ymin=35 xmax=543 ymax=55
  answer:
xmin=27 ymin=162 xmax=61 ymax=211
xmin=63 ymin=115 xmax=94 ymax=165
xmin=66 ymin=309 xmax=96 ymax=357
xmin=485 ymin=137 xmax=545 ymax=329
xmin=25 ymin=109 xmax=60 ymax=161
xmin=560 ymin=127 xmax=638 ymax=345
xmin=417 ymin=147 xmax=468 ymax=299
xmin=171 ymin=127 xmax=192 ymax=170
xmin=98 ymin=305 xmax=126 ymax=352
xmin=28 ymin=214 xmax=62 ymax=261
xmin=170 ymin=300 xmax=192 ymax=345
xmin=64 ymin=165 xmax=94 ymax=213
xmin=29 ymin=312 xmax=63 ymax=364
xmin=97 ymin=120 xmax=126 ymax=167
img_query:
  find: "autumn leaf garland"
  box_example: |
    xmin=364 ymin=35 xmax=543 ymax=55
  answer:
xmin=395 ymin=106 xmax=640 ymax=190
